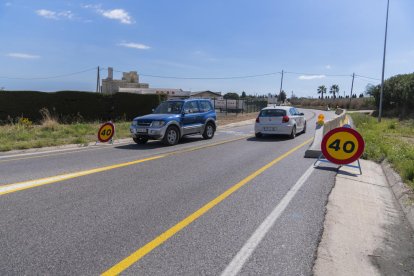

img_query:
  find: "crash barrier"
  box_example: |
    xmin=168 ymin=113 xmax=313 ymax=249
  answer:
xmin=323 ymin=109 xmax=347 ymax=136
xmin=304 ymin=109 xmax=347 ymax=158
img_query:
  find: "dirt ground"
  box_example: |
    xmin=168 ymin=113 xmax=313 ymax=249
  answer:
xmin=216 ymin=112 xmax=259 ymax=125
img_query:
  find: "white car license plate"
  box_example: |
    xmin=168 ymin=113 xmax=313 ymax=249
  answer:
xmin=137 ymin=127 xmax=147 ymax=133
xmin=264 ymin=127 xmax=277 ymax=131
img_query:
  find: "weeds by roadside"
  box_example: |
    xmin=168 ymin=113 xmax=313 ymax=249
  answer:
xmin=350 ymin=113 xmax=414 ymax=189
xmin=0 ymin=111 xmax=259 ymax=152
xmin=0 ymin=121 xmax=132 ymax=152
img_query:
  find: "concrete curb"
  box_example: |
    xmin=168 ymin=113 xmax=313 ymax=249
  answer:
xmin=303 ymin=124 xmax=324 ymax=158
xmin=381 ymin=160 xmax=414 ymax=231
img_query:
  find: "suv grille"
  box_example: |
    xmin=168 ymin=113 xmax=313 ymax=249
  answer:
xmin=137 ymin=121 xmax=151 ymax=126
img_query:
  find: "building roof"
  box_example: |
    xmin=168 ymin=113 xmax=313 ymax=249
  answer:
xmin=191 ymin=90 xmax=222 ymax=96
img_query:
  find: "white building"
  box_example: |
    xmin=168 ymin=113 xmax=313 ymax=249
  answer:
xmin=119 ymin=87 xmax=191 ymax=98
xmin=101 ymin=67 xmax=189 ymax=98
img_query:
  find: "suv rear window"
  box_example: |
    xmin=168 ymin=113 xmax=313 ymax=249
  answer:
xmin=199 ymin=101 xmax=213 ymax=112
xmin=259 ymin=109 xmax=286 ymax=117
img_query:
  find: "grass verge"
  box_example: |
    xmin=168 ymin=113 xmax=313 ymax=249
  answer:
xmin=0 ymin=112 xmax=258 ymax=152
xmin=350 ymin=113 xmax=414 ymax=189
xmin=0 ymin=122 xmax=132 ymax=152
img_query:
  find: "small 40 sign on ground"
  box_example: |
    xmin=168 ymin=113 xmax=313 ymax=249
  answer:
xmin=321 ymin=127 xmax=365 ymax=165
xmin=98 ymin=122 xmax=115 ymax=143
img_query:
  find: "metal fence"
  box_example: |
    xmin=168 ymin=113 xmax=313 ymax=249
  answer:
xmin=211 ymin=98 xmax=267 ymax=115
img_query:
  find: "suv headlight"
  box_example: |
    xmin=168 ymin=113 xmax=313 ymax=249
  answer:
xmin=132 ymin=120 xmax=138 ymax=126
xmin=151 ymin=121 xmax=166 ymax=127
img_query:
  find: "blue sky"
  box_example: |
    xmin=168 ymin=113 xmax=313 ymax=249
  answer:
xmin=0 ymin=0 xmax=413 ymax=97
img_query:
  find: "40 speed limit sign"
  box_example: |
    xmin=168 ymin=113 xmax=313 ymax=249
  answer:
xmin=321 ymin=127 xmax=365 ymax=165
xmin=98 ymin=122 xmax=115 ymax=143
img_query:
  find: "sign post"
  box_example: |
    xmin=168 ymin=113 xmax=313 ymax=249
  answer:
xmin=97 ymin=122 xmax=115 ymax=144
xmin=315 ymin=127 xmax=365 ymax=174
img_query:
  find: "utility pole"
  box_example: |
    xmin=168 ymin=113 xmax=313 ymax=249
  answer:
xmin=279 ymin=70 xmax=284 ymax=94
xmin=96 ymin=66 xmax=100 ymax=93
xmin=379 ymin=0 xmax=390 ymax=122
xmin=350 ymin=72 xmax=355 ymax=101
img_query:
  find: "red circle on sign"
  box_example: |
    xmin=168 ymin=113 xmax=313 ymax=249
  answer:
xmin=321 ymin=127 xmax=365 ymax=165
xmin=98 ymin=122 xmax=115 ymax=142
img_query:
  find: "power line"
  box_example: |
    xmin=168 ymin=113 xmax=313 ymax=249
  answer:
xmin=0 ymin=67 xmax=96 ymax=80
xmin=284 ymin=71 xmax=351 ymax=77
xmin=355 ymin=74 xmax=381 ymax=81
xmin=0 ymin=66 xmax=381 ymax=83
xmin=354 ymin=77 xmax=379 ymax=84
xmin=112 ymin=69 xmax=281 ymax=80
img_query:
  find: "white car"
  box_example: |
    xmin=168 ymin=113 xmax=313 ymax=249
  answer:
xmin=254 ymin=106 xmax=307 ymax=139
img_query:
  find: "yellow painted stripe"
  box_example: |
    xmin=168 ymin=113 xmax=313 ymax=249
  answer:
xmin=101 ymin=138 xmax=313 ymax=276
xmin=0 ymin=155 xmax=166 ymax=196
xmin=0 ymin=147 xmax=102 ymax=163
xmin=0 ymin=136 xmax=248 ymax=196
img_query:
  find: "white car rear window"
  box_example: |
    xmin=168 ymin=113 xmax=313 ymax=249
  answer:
xmin=260 ymin=109 xmax=286 ymax=117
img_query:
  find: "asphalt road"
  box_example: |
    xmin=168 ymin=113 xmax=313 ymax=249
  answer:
xmin=0 ymin=109 xmax=338 ymax=275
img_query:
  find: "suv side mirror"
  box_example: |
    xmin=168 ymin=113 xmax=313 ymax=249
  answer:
xmin=299 ymin=112 xmax=304 ymax=116
xmin=152 ymin=108 xmax=155 ymax=112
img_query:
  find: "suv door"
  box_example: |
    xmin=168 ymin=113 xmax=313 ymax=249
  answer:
xmin=198 ymin=100 xmax=213 ymax=124
xmin=182 ymin=101 xmax=202 ymax=135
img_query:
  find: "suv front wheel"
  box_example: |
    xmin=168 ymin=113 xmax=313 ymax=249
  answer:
xmin=202 ymin=123 xmax=215 ymax=139
xmin=133 ymin=136 xmax=148 ymax=144
xmin=163 ymin=126 xmax=180 ymax=146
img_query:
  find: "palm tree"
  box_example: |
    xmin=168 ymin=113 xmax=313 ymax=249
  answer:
xmin=317 ymin=85 xmax=327 ymax=99
xmin=329 ymin=84 xmax=339 ymax=99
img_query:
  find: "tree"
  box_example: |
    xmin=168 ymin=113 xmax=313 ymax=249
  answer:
xmin=329 ymin=84 xmax=339 ymax=99
xmin=317 ymin=85 xmax=327 ymax=99
xmin=223 ymin=92 xmax=239 ymax=100
xmin=241 ymin=91 xmax=247 ymax=98
xmin=278 ymin=90 xmax=287 ymax=102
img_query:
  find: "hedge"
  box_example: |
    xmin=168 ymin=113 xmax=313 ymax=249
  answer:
xmin=0 ymin=90 xmax=164 ymax=123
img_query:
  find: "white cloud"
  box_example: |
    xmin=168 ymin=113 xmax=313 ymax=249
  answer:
xmin=81 ymin=4 xmax=100 ymax=9
xmin=298 ymin=75 xmax=326 ymax=80
xmin=36 ymin=9 xmax=57 ymax=19
xmin=101 ymin=9 xmax=133 ymax=24
xmin=82 ymin=5 xmax=134 ymax=24
xmin=325 ymin=65 xmax=332 ymax=69
xmin=7 ymin=53 xmax=40 ymax=59
xmin=35 ymin=9 xmax=74 ymax=20
xmin=192 ymin=50 xmax=218 ymax=62
xmin=118 ymin=42 xmax=150 ymax=50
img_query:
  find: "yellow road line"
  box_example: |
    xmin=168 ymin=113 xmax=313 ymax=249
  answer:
xmin=0 ymin=147 xmax=102 ymax=164
xmin=101 ymin=138 xmax=313 ymax=276
xmin=0 ymin=155 xmax=166 ymax=196
xmin=0 ymin=136 xmax=249 ymax=196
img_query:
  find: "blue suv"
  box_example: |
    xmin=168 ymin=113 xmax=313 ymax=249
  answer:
xmin=130 ymin=99 xmax=217 ymax=146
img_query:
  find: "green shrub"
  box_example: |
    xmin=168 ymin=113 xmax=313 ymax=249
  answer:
xmin=0 ymin=90 xmax=163 ymax=124
xmin=351 ymin=113 xmax=414 ymax=188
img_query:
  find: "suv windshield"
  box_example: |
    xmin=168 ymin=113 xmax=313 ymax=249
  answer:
xmin=153 ymin=101 xmax=183 ymax=114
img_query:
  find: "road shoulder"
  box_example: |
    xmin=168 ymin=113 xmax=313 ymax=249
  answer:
xmin=0 ymin=118 xmax=256 ymax=158
xmin=313 ymin=159 xmax=414 ymax=276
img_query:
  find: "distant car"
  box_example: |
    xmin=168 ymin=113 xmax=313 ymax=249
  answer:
xmin=130 ymin=99 xmax=217 ymax=146
xmin=254 ymin=106 xmax=306 ymax=139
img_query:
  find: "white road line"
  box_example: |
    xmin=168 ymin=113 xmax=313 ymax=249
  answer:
xmin=220 ymin=165 xmax=315 ymax=276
